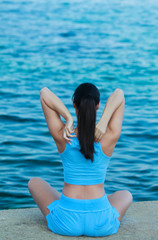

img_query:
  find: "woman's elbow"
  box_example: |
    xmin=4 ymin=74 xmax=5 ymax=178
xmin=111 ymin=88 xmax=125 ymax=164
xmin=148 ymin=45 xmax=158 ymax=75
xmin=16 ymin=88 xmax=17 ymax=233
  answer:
xmin=40 ymin=87 xmax=48 ymax=97
xmin=115 ymin=89 xmax=125 ymax=102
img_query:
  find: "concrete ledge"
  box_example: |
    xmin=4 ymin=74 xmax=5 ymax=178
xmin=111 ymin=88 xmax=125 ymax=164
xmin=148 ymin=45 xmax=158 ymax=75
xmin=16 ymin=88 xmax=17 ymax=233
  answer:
xmin=0 ymin=201 xmax=158 ymax=240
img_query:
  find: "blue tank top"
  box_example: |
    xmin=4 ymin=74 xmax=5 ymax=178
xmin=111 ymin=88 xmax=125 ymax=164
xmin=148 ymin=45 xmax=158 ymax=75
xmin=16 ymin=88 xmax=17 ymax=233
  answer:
xmin=59 ymin=133 xmax=111 ymax=185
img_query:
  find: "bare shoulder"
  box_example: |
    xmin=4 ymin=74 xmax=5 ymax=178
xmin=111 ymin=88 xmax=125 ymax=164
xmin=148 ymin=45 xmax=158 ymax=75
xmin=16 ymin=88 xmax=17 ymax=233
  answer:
xmin=100 ymin=127 xmax=119 ymax=157
xmin=100 ymin=98 xmax=125 ymax=157
xmin=54 ymin=125 xmax=67 ymax=154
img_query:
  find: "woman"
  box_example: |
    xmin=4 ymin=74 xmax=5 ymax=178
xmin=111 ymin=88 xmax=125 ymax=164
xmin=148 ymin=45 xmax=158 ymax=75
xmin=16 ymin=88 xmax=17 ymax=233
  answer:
xmin=28 ymin=83 xmax=133 ymax=237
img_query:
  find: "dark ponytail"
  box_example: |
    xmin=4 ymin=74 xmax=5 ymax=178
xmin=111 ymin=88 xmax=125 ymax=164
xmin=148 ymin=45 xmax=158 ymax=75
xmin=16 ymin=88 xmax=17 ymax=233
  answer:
xmin=72 ymin=83 xmax=100 ymax=163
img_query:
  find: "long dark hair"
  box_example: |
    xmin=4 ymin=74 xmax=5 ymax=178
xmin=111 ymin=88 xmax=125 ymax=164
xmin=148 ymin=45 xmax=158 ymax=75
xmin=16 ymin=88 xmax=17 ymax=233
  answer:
xmin=72 ymin=83 xmax=100 ymax=163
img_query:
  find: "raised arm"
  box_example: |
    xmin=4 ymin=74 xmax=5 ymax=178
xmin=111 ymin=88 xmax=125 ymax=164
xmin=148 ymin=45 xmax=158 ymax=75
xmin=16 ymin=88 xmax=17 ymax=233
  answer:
xmin=40 ymin=87 xmax=75 ymax=144
xmin=95 ymin=89 xmax=125 ymax=156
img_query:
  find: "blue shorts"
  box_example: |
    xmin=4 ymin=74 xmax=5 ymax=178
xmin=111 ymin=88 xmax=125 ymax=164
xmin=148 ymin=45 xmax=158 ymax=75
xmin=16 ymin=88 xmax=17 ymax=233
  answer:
xmin=46 ymin=192 xmax=120 ymax=237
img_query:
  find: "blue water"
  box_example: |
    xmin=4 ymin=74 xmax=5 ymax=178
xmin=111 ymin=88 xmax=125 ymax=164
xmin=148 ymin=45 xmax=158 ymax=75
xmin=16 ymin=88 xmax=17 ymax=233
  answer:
xmin=0 ymin=0 xmax=158 ymax=210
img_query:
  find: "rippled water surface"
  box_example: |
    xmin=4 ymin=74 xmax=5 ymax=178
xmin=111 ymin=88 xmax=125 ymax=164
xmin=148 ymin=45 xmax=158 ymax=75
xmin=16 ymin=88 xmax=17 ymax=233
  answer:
xmin=0 ymin=0 xmax=158 ymax=210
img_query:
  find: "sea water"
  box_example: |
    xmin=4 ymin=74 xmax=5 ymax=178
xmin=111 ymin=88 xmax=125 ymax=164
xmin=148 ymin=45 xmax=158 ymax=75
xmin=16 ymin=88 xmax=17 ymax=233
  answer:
xmin=0 ymin=0 xmax=158 ymax=209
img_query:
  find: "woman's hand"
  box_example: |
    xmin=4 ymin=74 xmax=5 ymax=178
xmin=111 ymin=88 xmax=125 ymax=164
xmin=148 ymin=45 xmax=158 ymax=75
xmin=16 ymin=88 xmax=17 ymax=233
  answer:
xmin=95 ymin=119 xmax=107 ymax=142
xmin=63 ymin=116 xmax=76 ymax=144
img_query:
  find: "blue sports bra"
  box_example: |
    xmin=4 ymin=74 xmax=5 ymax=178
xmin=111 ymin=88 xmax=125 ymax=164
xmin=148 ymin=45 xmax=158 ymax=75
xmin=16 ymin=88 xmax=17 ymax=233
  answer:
xmin=59 ymin=133 xmax=111 ymax=185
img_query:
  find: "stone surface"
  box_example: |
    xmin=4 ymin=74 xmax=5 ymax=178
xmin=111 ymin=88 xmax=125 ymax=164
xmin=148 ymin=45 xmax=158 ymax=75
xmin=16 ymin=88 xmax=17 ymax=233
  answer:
xmin=0 ymin=201 xmax=158 ymax=240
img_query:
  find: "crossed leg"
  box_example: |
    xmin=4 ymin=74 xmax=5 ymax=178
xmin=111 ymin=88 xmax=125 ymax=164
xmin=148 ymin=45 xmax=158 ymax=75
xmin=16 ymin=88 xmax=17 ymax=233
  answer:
xmin=28 ymin=177 xmax=61 ymax=218
xmin=107 ymin=190 xmax=133 ymax=222
xmin=28 ymin=177 xmax=133 ymax=223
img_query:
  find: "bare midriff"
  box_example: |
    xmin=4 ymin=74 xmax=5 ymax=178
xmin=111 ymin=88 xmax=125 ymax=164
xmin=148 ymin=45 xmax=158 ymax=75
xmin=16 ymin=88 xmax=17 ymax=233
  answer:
xmin=62 ymin=182 xmax=106 ymax=199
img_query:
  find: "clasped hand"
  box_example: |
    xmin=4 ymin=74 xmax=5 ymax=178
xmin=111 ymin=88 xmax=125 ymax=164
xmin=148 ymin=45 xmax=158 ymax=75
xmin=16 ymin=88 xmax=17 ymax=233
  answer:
xmin=63 ymin=117 xmax=76 ymax=144
xmin=63 ymin=117 xmax=107 ymax=144
xmin=94 ymin=120 xmax=107 ymax=142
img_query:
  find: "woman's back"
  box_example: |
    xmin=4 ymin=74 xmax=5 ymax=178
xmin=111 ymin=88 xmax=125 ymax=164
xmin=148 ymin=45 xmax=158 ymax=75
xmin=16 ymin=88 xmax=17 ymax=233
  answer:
xmin=60 ymin=132 xmax=111 ymax=185
xmin=61 ymin=88 xmax=125 ymax=200
xmin=60 ymin=129 xmax=111 ymax=199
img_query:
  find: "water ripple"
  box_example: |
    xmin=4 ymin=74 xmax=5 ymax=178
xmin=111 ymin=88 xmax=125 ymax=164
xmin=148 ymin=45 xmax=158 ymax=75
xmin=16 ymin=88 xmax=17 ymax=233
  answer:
xmin=0 ymin=0 xmax=158 ymax=210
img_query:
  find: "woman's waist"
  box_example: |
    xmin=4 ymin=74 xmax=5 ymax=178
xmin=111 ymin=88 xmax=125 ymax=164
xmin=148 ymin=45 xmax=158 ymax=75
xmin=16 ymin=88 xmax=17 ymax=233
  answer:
xmin=62 ymin=182 xmax=105 ymax=200
xmin=58 ymin=191 xmax=110 ymax=212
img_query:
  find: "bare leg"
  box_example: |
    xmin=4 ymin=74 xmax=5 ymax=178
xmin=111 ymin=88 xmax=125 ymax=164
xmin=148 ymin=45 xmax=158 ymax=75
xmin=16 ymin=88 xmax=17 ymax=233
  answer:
xmin=28 ymin=177 xmax=61 ymax=218
xmin=107 ymin=190 xmax=133 ymax=222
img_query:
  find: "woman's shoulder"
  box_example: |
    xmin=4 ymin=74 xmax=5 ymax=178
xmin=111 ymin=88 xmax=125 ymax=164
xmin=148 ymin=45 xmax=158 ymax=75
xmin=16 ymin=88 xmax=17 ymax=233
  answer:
xmin=54 ymin=127 xmax=115 ymax=157
xmin=53 ymin=125 xmax=67 ymax=154
xmin=99 ymin=141 xmax=113 ymax=158
xmin=100 ymin=127 xmax=118 ymax=157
